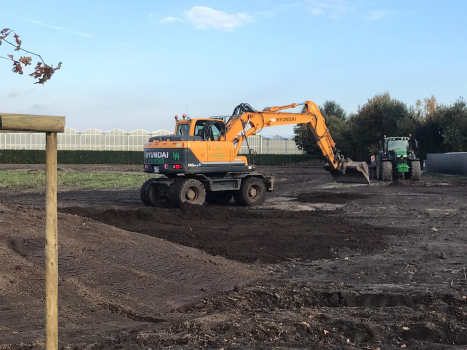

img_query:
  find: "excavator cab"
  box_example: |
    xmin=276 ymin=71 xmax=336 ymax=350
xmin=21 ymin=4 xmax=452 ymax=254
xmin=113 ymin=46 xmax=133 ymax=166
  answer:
xmin=175 ymin=118 xmax=225 ymax=141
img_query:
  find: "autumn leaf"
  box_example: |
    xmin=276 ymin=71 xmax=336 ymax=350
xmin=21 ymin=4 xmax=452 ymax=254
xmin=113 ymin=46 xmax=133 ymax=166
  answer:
xmin=323 ymin=330 xmax=329 ymax=335
xmin=12 ymin=61 xmax=23 ymax=75
xmin=0 ymin=29 xmax=12 ymax=43
xmin=13 ymin=34 xmax=22 ymax=51
xmin=29 ymin=61 xmax=62 ymax=84
xmin=401 ymin=344 xmax=407 ymax=348
xmin=19 ymin=56 xmax=32 ymax=66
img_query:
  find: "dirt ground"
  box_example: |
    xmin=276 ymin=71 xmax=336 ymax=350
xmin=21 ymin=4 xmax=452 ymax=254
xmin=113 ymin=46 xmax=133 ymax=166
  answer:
xmin=0 ymin=165 xmax=466 ymax=349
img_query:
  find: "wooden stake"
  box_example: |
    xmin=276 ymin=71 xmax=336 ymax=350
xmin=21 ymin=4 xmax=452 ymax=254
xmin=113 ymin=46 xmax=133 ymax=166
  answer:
xmin=45 ymin=132 xmax=58 ymax=350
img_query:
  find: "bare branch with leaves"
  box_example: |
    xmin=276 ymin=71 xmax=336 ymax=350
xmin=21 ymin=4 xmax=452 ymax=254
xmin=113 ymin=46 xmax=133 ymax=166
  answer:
xmin=0 ymin=28 xmax=61 ymax=84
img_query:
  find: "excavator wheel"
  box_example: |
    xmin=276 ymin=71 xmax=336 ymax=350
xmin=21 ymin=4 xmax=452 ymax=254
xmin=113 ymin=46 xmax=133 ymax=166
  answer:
xmin=205 ymin=191 xmax=233 ymax=205
xmin=233 ymin=177 xmax=266 ymax=206
xmin=140 ymin=178 xmax=171 ymax=208
xmin=169 ymin=178 xmax=206 ymax=208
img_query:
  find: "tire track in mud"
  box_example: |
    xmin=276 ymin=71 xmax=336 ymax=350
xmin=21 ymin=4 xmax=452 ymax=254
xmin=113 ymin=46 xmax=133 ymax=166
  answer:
xmin=0 ymin=203 xmax=260 ymax=347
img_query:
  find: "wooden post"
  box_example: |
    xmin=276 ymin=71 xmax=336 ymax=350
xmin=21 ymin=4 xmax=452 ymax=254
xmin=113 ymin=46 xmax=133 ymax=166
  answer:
xmin=45 ymin=132 xmax=58 ymax=350
xmin=0 ymin=113 xmax=64 ymax=348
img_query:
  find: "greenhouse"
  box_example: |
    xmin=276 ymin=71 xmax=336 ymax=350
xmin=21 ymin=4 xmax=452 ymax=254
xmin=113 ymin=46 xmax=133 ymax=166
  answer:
xmin=0 ymin=128 xmax=303 ymax=154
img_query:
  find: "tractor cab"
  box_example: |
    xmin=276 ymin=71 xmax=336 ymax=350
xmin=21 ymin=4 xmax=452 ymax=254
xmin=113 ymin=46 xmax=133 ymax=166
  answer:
xmin=380 ymin=137 xmax=418 ymax=159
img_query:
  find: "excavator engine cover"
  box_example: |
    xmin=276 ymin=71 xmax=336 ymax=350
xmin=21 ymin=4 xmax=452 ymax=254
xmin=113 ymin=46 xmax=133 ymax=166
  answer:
xmin=328 ymin=161 xmax=370 ymax=184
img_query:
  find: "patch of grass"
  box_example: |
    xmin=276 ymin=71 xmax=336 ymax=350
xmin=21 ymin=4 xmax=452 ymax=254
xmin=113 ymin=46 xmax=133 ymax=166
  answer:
xmin=0 ymin=171 xmax=154 ymax=190
xmin=423 ymin=172 xmax=467 ymax=181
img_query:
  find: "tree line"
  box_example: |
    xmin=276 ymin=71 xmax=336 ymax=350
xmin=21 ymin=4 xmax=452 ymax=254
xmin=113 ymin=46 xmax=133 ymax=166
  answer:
xmin=294 ymin=93 xmax=467 ymax=161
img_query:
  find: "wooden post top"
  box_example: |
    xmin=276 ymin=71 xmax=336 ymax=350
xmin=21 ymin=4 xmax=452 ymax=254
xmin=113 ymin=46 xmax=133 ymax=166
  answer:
xmin=0 ymin=113 xmax=65 ymax=133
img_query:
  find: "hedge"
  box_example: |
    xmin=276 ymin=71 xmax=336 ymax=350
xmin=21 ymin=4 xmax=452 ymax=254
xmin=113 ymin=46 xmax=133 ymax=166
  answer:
xmin=243 ymin=154 xmax=323 ymax=166
xmin=0 ymin=150 xmax=323 ymax=166
xmin=0 ymin=150 xmax=143 ymax=164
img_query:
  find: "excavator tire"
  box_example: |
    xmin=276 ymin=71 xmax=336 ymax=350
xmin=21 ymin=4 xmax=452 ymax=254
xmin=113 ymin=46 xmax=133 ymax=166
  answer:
xmin=382 ymin=162 xmax=393 ymax=181
xmin=410 ymin=160 xmax=421 ymax=181
xmin=205 ymin=191 xmax=233 ymax=205
xmin=140 ymin=178 xmax=171 ymax=208
xmin=169 ymin=178 xmax=206 ymax=208
xmin=233 ymin=177 xmax=266 ymax=206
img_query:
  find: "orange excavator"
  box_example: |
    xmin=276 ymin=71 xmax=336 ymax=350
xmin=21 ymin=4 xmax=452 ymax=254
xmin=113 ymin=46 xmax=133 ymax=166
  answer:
xmin=141 ymin=100 xmax=369 ymax=208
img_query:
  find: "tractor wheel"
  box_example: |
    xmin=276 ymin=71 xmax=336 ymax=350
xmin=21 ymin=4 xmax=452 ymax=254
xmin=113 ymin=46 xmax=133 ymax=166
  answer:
xmin=410 ymin=161 xmax=421 ymax=181
xmin=140 ymin=179 xmax=171 ymax=208
xmin=169 ymin=178 xmax=206 ymax=208
xmin=233 ymin=177 xmax=266 ymax=206
xmin=376 ymin=162 xmax=382 ymax=181
xmin=382 ymin=162 xmax=393 ymax=181
xmin=205 ymin=191 xmax=233 ymax=205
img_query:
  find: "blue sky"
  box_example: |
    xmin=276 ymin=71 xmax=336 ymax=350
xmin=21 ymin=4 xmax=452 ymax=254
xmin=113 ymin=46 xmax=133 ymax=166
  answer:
xmin=0 ymin=0 xmax=465 ymax=135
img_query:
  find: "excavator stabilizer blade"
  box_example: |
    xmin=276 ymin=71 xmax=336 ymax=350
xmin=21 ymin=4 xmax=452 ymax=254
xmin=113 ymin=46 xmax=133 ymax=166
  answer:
xmin=329 ymin=161 xmax=370 ymax=184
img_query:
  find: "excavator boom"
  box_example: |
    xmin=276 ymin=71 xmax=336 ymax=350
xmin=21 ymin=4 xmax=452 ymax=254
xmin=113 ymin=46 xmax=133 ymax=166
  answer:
xmin=224 ymin=101 xmax=369 ymax=184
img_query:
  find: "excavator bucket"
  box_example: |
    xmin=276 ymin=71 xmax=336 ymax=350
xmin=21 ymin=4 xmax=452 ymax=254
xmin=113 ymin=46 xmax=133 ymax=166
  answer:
xmin=327 ymin=161 xmax=370 ymax=184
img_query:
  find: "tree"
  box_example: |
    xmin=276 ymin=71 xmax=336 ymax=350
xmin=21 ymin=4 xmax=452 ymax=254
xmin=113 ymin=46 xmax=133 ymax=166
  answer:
xmin=294 ymin=100 xmax=352 ymax=157
xmin=320 ymin=100 xmax=347 ymax=120
xmin=435 ymin=98 xmax=467 ymax=152
xmin=293 ymin=124 xmax=321 ymax=156
xmin=411 ymin=96 xmax=444 ymax=159
xmin=0 ymin=28 xmax=61 ymax=84
xmin=349 ymin=92 xmax=411 ymax=160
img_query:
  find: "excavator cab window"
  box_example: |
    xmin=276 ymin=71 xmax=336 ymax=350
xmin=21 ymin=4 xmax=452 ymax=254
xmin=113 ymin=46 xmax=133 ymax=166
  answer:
xmin=176 ymin=124 xmax=190 ymax=136
xmin=194 ymin=120 xmax=223 ymax=140
xmin=210 ymin=125 xmax=221 ymax=140
xmin=194 ymin=120 xmax=208 ymax=137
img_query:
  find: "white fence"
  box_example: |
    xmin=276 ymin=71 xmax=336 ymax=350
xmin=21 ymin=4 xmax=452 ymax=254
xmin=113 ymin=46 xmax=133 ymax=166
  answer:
xmin=0 ymin=128 xmax=303 ymax=155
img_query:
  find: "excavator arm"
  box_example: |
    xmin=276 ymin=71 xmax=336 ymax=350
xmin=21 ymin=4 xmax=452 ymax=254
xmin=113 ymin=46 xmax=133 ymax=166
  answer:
xmin=224 ymin=100 xmax=370 ymax=184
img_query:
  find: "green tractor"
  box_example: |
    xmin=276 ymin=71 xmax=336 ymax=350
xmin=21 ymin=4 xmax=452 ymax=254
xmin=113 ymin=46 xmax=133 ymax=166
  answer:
xmin=368 ymin=136 xmax=421 ymax=181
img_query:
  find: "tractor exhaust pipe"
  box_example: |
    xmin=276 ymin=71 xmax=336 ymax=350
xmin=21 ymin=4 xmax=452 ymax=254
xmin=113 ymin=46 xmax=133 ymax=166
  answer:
xmin=326 ymin=160 xmax=370 ymax=184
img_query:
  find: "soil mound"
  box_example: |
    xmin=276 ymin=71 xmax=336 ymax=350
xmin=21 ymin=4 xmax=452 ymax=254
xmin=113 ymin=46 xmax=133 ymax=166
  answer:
xmin=0 ymin=203 xmax=259 ymax=346
xmin=62 ymin=205 xmax=408 ymax=264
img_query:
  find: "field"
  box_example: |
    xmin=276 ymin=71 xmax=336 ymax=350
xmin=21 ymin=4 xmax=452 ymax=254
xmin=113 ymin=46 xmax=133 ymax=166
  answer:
xmin=0 ymin=165 xmax=466 ymax=349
